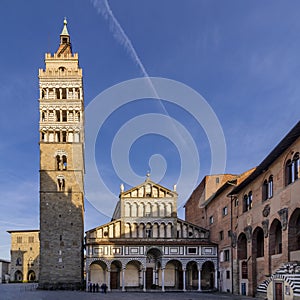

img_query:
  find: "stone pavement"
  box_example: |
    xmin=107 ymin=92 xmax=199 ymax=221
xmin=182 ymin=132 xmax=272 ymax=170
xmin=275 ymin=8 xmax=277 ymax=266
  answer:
xmin=0 ymin=284 xmax=259 ymax=300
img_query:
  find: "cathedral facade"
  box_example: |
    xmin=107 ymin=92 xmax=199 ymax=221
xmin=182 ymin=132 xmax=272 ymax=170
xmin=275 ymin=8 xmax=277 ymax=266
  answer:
xmin=85 ymin=176 xmax=218 ymax=292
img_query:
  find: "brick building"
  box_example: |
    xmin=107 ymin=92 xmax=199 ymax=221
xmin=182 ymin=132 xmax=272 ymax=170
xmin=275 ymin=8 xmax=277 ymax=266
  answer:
xmin=185 ymin=171 xmax=253 ymax=293
xmin=184 ymin=174 xmax=238 ymax=225
xmin=185 ymin=121 xmax=300 ymax=299
xmin=7 ymin=230 xmax=39 ymax=282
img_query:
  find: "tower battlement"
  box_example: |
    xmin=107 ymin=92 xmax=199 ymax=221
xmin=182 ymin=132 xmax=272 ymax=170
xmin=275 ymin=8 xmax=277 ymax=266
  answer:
xmin=38 ymin=68 xmax=82 ymax=78
xmin=45 ymin=52 xmax=78 ymax=59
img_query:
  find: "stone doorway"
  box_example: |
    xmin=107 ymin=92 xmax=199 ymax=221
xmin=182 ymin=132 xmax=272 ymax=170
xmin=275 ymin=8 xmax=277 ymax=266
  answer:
xmin=146 ymin=267 xmax=153 ymax=289
xmin=275 ymin=282 xmax=283 ymax=300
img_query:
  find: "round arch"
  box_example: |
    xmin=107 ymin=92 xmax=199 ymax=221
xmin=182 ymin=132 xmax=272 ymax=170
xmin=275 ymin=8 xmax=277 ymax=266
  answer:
xmin=269 ymin=219 xmax=282 ymax=256
xmin=288 ymin=208 xmax=300 ymax=257
xmin=164 ymin=259 xmax=183 ymax=290
xmin=237 ymin=232 xmax=247 ymax=260
xmin=252 ymin=226 xmax=264 ymax=258
xmin=125 ymin=260 xmax=143 ymax=288
xmin=110 ymin=260 xmax=122 ymax=290
xmin=186 ymin=261 xmax=198 ymax=290
xmin=14 ymin=270 xmax=23 ymax=282
xmin=146 ymin=247 xmax=162 ymax=290
xmin=27 ymin=270 xmax=36 ymax=282
xmin=89 ymin=260 xmax=108 ymax=285
xmin=201 ymin=261 xmax=215 ymax=290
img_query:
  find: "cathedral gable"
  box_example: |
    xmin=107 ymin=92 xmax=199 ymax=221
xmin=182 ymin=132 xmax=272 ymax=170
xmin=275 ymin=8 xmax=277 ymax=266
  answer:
xmin=122 ymin=180 xmax=176 ymax=199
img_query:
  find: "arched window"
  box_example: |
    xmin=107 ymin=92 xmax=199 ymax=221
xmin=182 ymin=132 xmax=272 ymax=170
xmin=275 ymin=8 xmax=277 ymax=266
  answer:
xmin=57 ymin=176 xmax=65 ymax=192
xmin=16 ymin=257 xmax=22 ymax=266
xmin=268 ymin=175 xmax=273 ymax=198
xmin=243 ymin=195 xmax=248 ymax=212
xmin=62 ymin=155 xmax=67 ymax=170
xmin=262 ymin=180 xmax=268 ymax=201
xmin=41 ymin=111 xmax=45 ymax=121
xmin=286 ymin=153 xmax=300 ymax=186
xmin=285 ymin=159 xmax=293 ymax=186
xmin=243 ymin=192 xmax=252 ymax=212
xmin=293 ymin=153 xmax=300 ymax=181
xmin=41 ymin=131 xmax=45 ymax=142
xmin=248 ymin=191 xmax=253 ymax=209
xmin=62 ymin=131 xmax=67 ymax=142
xmin=56 ymin=155 xmax=61 ymax=170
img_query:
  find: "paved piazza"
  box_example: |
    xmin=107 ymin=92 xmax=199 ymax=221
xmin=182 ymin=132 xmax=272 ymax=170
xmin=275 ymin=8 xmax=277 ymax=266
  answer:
xmin=0 ymin=284 xmax=258 ymax=300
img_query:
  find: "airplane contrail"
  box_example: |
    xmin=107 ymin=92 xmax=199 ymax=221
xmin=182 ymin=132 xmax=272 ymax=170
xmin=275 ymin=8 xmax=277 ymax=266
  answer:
xmin=91 ymin=0 xmax=160 ymax=99
xmin=90 ymin=0 xmax=190 ymax=155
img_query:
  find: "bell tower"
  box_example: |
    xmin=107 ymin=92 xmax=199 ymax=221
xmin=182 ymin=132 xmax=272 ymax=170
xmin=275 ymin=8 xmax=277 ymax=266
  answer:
xmin=38 ymin=19 xmax=84 ymax=289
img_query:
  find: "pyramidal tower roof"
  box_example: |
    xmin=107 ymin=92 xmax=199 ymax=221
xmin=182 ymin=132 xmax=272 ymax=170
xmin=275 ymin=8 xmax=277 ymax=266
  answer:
xmin=56 ymin=18 xmax=72 ymax=56
xmin=60 ymin=18 xmax=69 ymax=36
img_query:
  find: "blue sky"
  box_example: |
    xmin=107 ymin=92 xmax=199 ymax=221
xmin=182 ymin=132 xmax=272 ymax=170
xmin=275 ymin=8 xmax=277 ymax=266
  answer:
xmin=1 ymin=0 xmax=300 ymax=260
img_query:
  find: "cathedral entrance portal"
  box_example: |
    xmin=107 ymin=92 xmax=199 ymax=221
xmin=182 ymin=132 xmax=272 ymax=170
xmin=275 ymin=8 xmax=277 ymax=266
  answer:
xmin=110 ymin=261 xmax=121 ymax=290
xmin=146 ymin=267 xmax=153 ymax=289
xmin=146 ymin=247 xmax=162 ymax=290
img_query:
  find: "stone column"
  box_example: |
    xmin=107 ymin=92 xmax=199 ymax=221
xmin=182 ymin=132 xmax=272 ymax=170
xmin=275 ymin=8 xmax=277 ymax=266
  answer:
xmin=162 ymin=268 xmax=165 ymax=292
xmin=214 ymin=269 xmax=218 ymax=290
xmin=143 ymin=269 xmax=146 ymax=292
xmin=198 ymin=268 xmax=202 ymax=291
xmin=183 ymin=268 xmax=186 ymax=291
xmin=107 ymin=269 xmax=111 ymax=292
xmin=85 ymin=263 xmax=89 ymax=292
xmin=122 ymin=268 xmax=125 ymax=291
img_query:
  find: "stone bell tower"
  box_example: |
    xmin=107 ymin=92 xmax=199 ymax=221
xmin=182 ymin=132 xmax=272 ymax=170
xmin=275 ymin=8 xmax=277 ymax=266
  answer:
xmin=38 ymin=19 xmax=84 ymax=289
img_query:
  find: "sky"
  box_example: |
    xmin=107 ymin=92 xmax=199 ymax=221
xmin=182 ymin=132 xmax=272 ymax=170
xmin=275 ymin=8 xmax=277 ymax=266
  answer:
xmin=1 ymin=0 xmax=300 ymax=260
